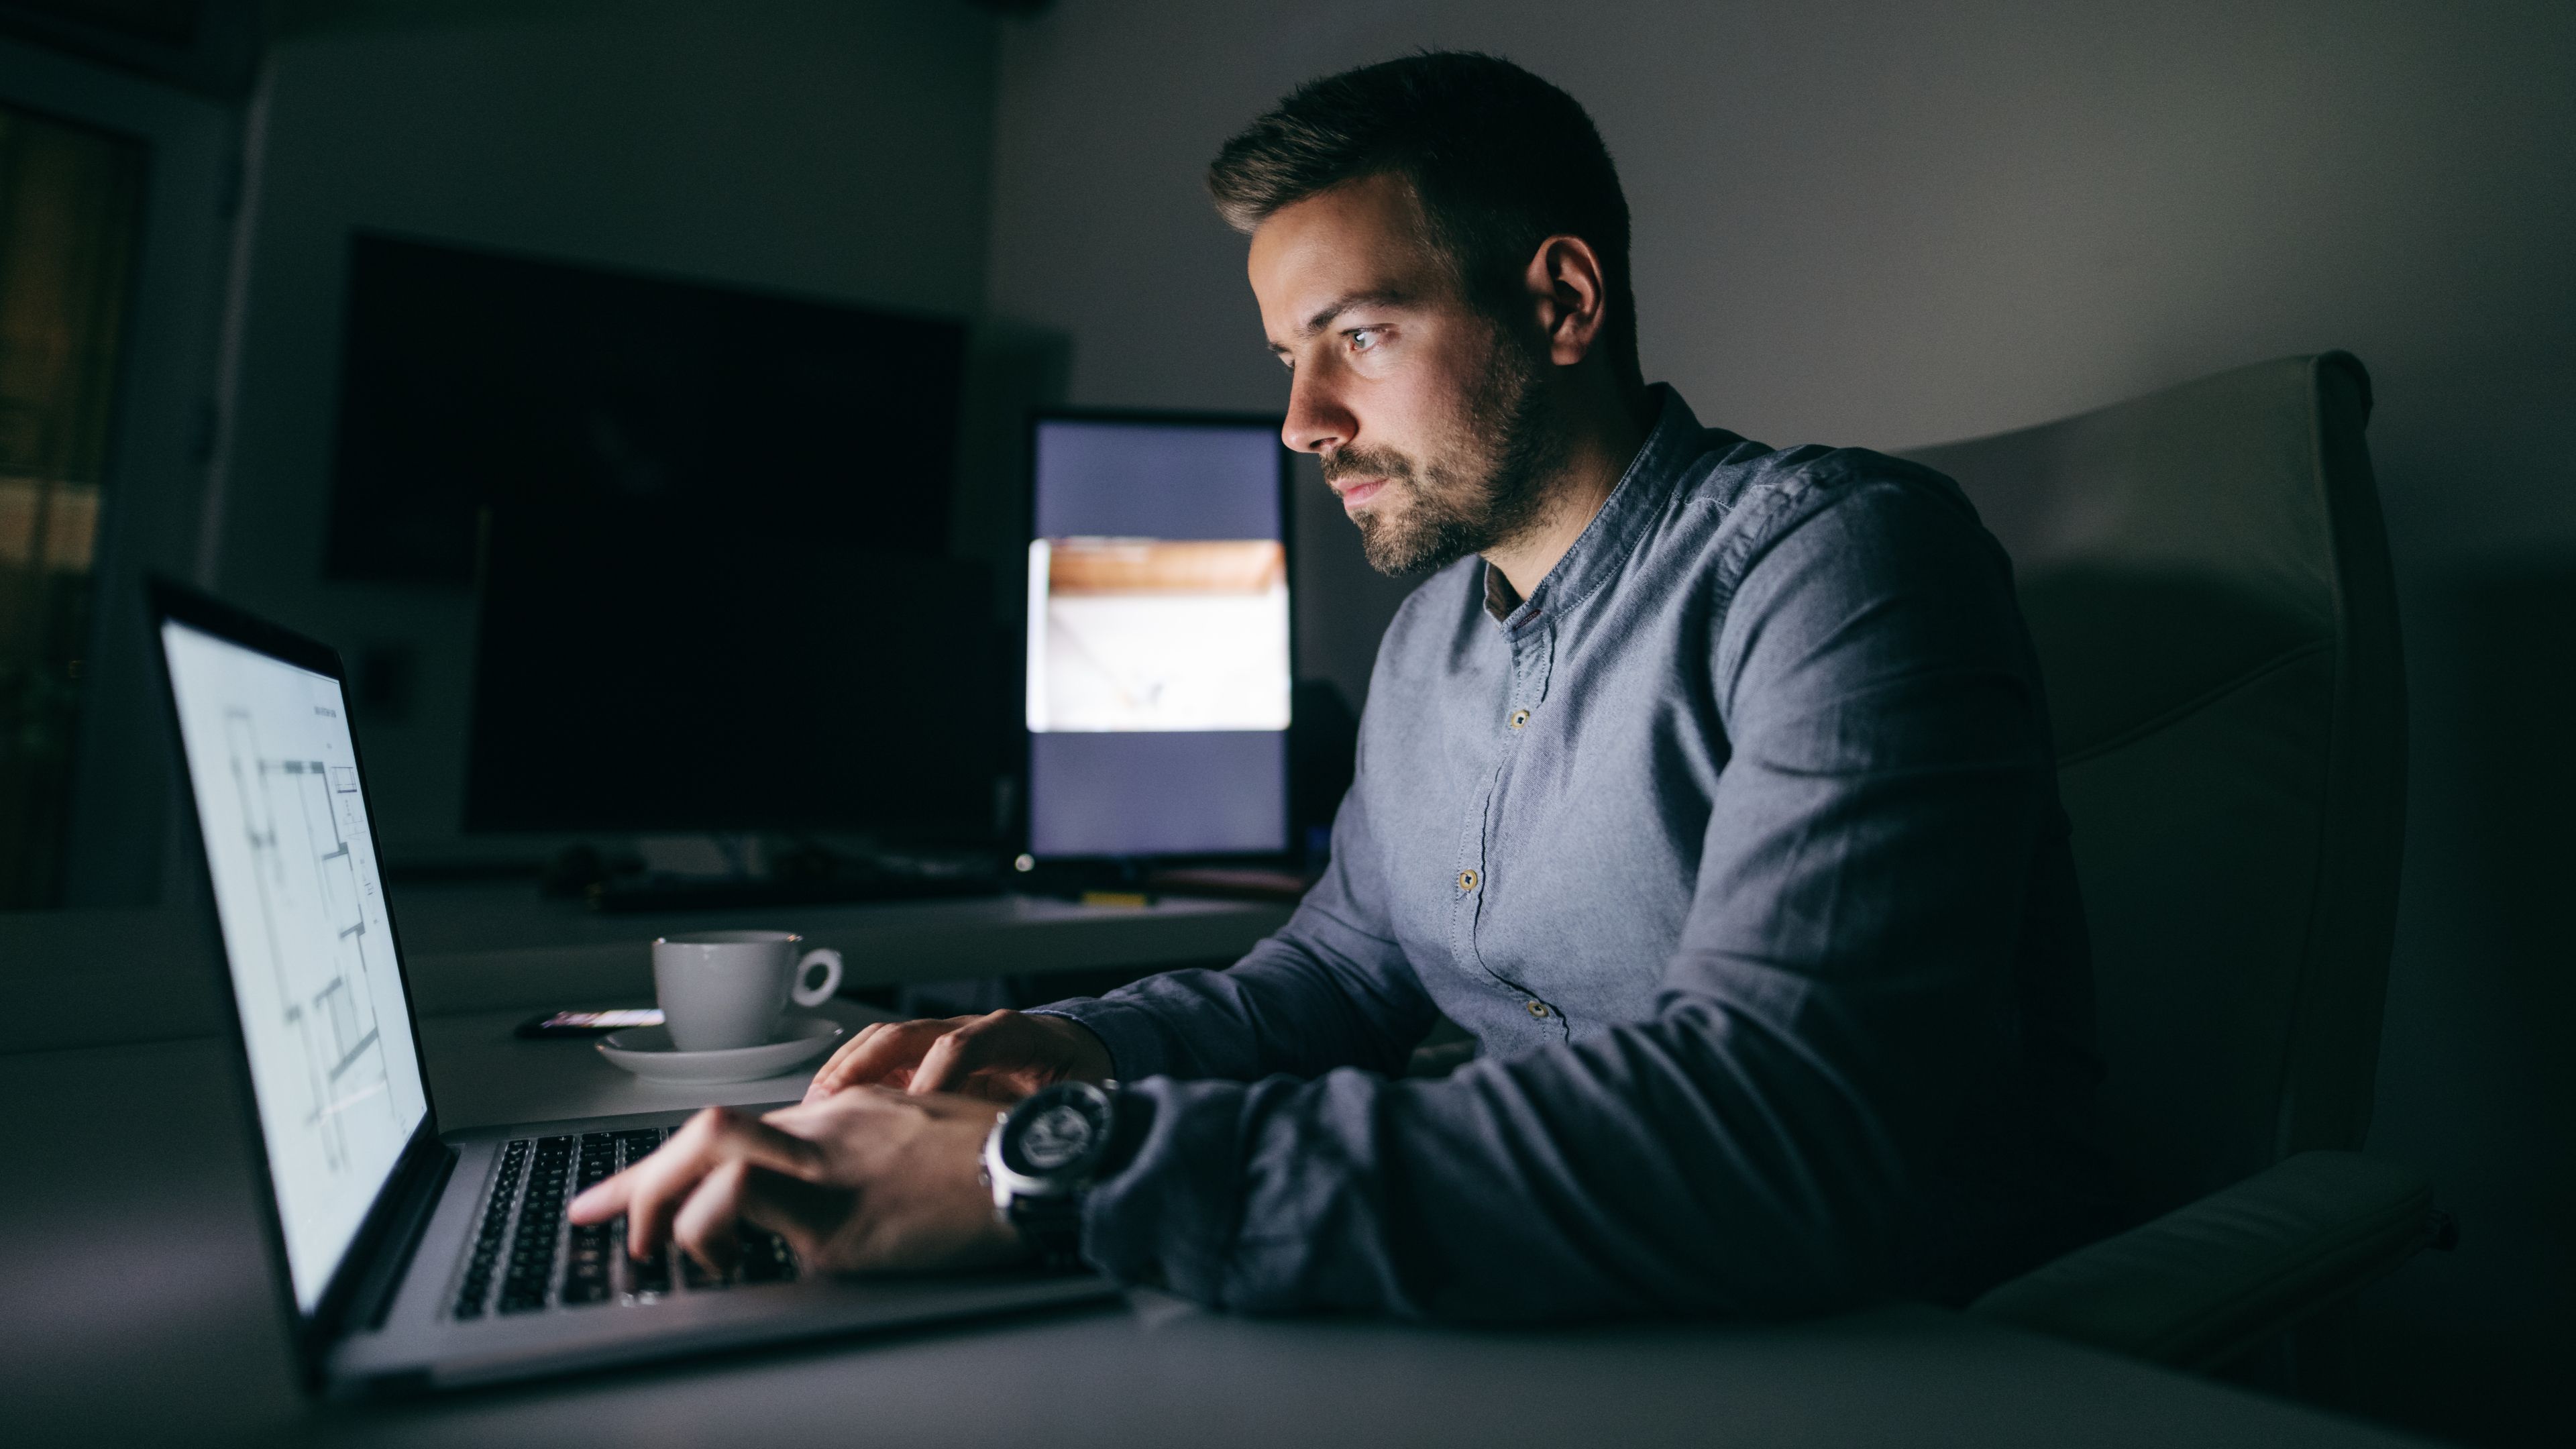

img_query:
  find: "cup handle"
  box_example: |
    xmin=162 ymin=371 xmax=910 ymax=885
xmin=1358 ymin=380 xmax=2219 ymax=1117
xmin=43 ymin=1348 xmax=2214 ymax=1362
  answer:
xmin=790 ymin=947 xmax=844 ymax=1008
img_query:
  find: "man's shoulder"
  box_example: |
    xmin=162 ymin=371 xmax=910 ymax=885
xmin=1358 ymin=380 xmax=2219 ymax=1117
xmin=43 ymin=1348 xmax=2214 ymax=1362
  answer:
xmin=1677 ymin=431 xmax=1973 ymax=527
xmin=1660 ymin=431 xmax=1986 ymax=577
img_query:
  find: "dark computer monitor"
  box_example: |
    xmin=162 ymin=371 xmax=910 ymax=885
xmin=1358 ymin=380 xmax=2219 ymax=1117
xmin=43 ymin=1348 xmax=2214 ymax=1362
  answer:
xmin=463 ymin=504 xmax=1002 ymax=843
xmin=1023 ymin=412 xmax=1293 ymax=860
xmin=323 ymin=234 xmax=1005 ymax=849
xmin=321 ymin=232 xmax=966 ymax=586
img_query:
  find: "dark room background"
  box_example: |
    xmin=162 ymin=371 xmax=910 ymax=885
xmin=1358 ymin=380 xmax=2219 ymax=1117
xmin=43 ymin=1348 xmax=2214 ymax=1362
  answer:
xmin=3 ymin=2 xmax=2566 ymax=1443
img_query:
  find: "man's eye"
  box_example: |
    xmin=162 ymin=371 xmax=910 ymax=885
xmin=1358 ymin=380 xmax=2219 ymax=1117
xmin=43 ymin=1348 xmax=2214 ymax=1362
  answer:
xmin=1348 ymin=329 xmax=1383 ymax=354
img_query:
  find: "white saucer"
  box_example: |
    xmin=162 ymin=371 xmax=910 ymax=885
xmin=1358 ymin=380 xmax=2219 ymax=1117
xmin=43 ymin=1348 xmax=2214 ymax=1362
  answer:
xmin=597 ymin=1015 xmax=847 ymax=1085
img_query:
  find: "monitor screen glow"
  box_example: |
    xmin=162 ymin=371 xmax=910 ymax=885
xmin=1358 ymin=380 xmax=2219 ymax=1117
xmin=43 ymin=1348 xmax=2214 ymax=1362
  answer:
xmin=1026 ymin=537 xmax=1291 ymax=733
xmin=1025 ymin=418 xmax=1291 ymax=858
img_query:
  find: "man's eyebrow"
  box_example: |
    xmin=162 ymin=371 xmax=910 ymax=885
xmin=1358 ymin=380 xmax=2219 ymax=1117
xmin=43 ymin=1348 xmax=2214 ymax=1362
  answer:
xmin=1268 ymin=288 xmax=1415 ymax=352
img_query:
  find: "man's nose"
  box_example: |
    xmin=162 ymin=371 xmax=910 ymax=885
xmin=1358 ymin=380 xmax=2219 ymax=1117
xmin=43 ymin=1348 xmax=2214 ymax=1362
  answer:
xmin=1283 ymin=370 xmax=1354 ymax=456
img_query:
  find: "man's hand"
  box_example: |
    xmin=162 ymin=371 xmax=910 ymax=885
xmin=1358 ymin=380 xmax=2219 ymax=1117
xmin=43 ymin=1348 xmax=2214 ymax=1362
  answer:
xmin=566 ymin=1091 xmax=1028 ymax=1276
xmin=802 ymin=1009 xmax=1112 ymax=1106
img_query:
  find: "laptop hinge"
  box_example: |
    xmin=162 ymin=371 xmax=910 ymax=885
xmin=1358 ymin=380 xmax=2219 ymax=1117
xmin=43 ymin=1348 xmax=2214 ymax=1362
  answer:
xmin=344 ymin=1142 xmax=458 ymax=1333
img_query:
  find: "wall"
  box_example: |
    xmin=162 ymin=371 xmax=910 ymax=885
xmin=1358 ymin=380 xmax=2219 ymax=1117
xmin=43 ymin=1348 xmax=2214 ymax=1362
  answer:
xmin=205 ymin=0 xmax=1003 ymax=861
xmin=981 ymin=2 xmax=2575 ymax=1444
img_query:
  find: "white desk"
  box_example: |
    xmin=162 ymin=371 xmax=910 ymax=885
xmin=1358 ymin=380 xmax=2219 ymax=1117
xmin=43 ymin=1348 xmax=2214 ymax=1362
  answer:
xmin=0 ymin=996 xmax=2433 ymax=1447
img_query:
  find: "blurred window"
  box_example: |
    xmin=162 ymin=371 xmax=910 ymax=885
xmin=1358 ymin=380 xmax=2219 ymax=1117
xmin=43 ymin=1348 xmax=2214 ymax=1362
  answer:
xmin=0 ymin=101 xmax=144 ymax=908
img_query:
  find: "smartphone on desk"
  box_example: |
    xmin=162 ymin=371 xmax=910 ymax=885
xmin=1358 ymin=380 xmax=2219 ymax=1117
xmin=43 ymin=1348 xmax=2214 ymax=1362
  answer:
xmin=517 ymin=1008 xmax=663 ymax=1038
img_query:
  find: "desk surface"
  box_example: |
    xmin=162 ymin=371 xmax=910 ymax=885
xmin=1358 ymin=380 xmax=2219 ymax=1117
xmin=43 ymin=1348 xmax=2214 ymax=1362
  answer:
xmin=0 ymin=1009 xmax=2430 ymax=1448
xmin=0 ymin=883 xmax=1295 ymax=1058
xmin=394 ymin=881 xmax=1297 ymax=1018
xmin=415 ymin=1000 xmax=910 ymax=1129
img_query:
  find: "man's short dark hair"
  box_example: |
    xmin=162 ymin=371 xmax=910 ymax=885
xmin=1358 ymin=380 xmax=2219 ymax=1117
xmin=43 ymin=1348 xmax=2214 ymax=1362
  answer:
xmin=1209 ymin=52 xmax=1642 ymax=393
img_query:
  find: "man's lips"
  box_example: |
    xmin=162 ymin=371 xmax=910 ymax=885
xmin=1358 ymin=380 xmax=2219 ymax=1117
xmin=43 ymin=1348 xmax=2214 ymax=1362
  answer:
xmin=1333 ymin=478 xmax=1387 ymax=509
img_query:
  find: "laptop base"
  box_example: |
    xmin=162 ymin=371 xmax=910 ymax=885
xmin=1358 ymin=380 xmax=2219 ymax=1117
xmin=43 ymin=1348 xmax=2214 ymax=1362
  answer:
xmin=330 ymin=1106 xmax=1122 ymax=1393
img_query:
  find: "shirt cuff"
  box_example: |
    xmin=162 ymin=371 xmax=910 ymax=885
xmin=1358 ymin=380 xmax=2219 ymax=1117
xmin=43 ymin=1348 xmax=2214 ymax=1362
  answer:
xmin=1025 ymin=996 xmax=1182 ymax=1082
xmin=1074 ymin=1075 xmax=1253 ymax=1299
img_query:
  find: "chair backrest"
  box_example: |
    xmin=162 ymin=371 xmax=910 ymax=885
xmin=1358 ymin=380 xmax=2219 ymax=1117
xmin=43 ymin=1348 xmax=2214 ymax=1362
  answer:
xmin=1898 ymin=354 xmax=2406 ymax=1216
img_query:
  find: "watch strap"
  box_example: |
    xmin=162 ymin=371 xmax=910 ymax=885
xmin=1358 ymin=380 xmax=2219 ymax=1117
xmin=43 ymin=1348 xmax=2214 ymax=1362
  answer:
xmin=1005 ymin=1191 xmax=1088 ymax=1273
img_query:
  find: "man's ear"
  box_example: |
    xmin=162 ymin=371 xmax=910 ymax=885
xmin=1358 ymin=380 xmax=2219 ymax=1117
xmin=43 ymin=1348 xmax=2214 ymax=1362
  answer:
xmin=1521 ymin=235 xmax=1610 ymax=367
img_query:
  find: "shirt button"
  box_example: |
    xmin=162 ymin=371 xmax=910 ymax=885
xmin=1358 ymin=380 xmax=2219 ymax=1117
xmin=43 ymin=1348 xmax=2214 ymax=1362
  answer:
xmin=1457 ymin=869 xmax=1479 ymax=892
xmin=1508 ymin=708 xmax=1531 ymax=730
xmin=1526 ymin=1000 xmax=1552 ymax=1019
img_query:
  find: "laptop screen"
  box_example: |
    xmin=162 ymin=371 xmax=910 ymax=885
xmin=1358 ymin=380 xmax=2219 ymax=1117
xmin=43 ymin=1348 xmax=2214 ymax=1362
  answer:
xmin=162 ymin=619 xmax=429 ymax=1311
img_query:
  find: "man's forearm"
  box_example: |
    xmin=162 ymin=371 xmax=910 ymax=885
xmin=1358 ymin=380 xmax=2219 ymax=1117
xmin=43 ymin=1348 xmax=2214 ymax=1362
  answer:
xmin=1073 ymin=989 xmax=1959 ymax=1322
xmin=1032 ymin=900 xmax=1436 ymax=1083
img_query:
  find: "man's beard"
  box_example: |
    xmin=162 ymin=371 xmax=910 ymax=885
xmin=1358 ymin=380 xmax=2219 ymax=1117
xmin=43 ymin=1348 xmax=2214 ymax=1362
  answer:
xmin=1324 ymin=326 xmax=1566 ymax=578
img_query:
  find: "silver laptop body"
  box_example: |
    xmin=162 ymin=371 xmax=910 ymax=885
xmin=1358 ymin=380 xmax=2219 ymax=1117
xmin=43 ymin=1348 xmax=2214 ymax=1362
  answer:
xmin=149 ymin=582 xmax=1114 ymax=1393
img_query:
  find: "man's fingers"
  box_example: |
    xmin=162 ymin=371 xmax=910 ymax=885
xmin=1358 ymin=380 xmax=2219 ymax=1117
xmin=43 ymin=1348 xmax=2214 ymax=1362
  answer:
xmin=806 ymin=1022 xmax=890 ymax=1100
xmin=733 ymin=1163 xmax=857 ymax=1268
xmin=808 ymin=1020 xmax=900 ymax=1095
xmin=808 ymin=1018 xmax=956 ymax=1097
xmin=607 ymin=1111 xmax=722 ymax=1259
xmin=908 ymin=1014 xmax=1001 ymax=1095
xmin=674 ymin=1162 xmax=852 ymax=1274
xmin=592 ymin=1106 xmax=827 ymax=1258
xmin=672 ymin=1160 xmax=749 ymax=1275
xmin=567 ymin=1171 xmax=632 ymax=1225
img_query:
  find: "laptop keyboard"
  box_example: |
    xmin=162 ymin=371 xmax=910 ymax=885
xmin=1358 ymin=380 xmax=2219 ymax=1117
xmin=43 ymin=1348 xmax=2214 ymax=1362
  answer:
xmin=449 ymin=1129 xmax=800 ymax=1320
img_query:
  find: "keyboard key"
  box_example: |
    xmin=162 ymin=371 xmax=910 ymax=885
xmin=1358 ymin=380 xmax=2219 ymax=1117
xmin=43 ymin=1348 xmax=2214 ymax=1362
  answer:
xmin=458 ymin=1130 xmax=716 ymax=1318
xmin=562 ymin=1246 xmax=612 ymax=1305
xmin=738 ymin=1228 xmax=798 ymax=1284
xmin=454 ymin=1136 xmax=550 ymax=1320
xmin=632 ymin=1246 xmax=672 ymax=1297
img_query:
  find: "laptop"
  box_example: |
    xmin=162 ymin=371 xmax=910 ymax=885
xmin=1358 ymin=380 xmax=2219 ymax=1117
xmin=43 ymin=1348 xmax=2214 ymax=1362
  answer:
xmin=147 ymin=581 xmax=1117 ymax=1393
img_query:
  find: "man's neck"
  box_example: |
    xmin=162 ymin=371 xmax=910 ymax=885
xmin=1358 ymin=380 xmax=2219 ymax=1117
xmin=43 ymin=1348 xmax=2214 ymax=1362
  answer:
xmin=1482 ymin=384 xmax=1654 ymax=602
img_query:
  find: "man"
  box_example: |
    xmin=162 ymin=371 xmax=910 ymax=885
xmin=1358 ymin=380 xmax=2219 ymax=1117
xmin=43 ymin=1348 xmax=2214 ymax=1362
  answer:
xmin=572 ymin=52 xmax=2112 ymax=1321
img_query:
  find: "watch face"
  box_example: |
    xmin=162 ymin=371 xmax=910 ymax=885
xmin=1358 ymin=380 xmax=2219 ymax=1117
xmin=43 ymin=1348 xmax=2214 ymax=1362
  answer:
xmin=1019 ymin=1104 xmax=1095 ymax=1171
xmin=1005 ymin=1085 xmax=1112 ymax=1179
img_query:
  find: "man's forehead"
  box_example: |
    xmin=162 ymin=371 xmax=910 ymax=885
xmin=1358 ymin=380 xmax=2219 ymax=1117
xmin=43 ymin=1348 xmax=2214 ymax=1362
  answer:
xmin=1249 ymin=175 xmax=1449 ymax=335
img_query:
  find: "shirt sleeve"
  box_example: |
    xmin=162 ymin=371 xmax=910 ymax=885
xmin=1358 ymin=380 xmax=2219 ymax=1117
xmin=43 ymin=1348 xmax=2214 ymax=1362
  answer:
xmin=1071 ymin=473 xmax=2064 ymax=1321
xmin=1029 ymin=726 xmax=1442 ymax=1085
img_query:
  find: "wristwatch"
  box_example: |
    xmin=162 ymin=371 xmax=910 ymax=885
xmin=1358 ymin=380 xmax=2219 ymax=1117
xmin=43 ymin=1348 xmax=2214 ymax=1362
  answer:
xmin=982 ymin=1079 xmax=1137 ymax=1271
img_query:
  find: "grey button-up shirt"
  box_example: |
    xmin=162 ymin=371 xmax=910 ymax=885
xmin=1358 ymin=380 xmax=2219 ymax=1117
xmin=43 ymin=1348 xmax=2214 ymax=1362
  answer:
xmin=1038 ymin=388 xmax=2110 ymax=1322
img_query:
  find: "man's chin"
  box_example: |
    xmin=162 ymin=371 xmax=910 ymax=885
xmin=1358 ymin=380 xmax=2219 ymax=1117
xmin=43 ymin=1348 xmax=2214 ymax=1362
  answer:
xmin=1357 ymin=516 xmax=1477 ymax=578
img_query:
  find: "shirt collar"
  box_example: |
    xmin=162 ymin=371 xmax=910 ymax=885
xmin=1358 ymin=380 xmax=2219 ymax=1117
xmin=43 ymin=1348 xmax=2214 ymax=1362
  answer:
xmin=1483 ymin=384 xmax=1703 ymax=628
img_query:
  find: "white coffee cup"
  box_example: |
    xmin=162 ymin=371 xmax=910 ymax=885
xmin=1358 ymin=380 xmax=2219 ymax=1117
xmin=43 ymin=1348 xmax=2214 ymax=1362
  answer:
xmin=651 ymin=930 xmax=844 ymax=1052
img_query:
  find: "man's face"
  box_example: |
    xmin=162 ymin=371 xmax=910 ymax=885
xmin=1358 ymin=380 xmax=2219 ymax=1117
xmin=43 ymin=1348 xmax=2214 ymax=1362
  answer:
xmin=1249 ymin=173 xmax=1560 ymax=577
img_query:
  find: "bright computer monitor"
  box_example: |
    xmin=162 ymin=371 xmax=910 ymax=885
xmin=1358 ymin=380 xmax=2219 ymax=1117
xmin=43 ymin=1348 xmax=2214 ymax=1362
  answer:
xmin=1024 ymin=413 xmax=1292 ymax=859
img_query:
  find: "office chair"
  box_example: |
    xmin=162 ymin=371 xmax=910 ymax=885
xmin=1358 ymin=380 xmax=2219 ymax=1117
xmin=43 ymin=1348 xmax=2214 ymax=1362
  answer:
xmin=1897 ymin=353 xmax=2445 ymax=1373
